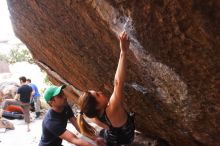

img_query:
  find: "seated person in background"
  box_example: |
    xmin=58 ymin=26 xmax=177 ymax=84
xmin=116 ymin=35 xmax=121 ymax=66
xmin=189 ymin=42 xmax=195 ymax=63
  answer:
xmin=2 ymin=76 xmax=33 ymax=132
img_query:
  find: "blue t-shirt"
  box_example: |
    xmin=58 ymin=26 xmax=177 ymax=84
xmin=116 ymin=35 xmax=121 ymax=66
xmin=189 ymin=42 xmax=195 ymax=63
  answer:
xmin=28 ymin=83 xmax=40 ymax=98
xmin=39 ymin=105 xmax=74 ymax=146
xmin=17 ymin=84 xmax=33 ymax=103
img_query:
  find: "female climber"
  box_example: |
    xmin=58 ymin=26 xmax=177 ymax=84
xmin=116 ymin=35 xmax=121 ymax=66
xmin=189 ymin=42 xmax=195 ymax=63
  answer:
xmin=77 ymin=31 xmax=135 ymax=146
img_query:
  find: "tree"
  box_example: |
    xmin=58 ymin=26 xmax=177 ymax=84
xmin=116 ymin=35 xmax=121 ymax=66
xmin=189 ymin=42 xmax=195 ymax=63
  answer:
xmin=0 ymin=53 xmax=9 ymax=62
xmin=43 ymin=75 xmax=52 ymax=85
xmin=7 ymin=45 xmax=34 ymax=64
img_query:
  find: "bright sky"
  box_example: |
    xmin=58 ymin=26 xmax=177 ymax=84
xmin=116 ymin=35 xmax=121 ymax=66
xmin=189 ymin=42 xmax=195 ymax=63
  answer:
xmin=0 ymin=1 xmax=47 ymax=90
xmin=0 ymin=0 xmax=15 ymax=41
xmin=0 ymin=0 xmax=19 ymax=54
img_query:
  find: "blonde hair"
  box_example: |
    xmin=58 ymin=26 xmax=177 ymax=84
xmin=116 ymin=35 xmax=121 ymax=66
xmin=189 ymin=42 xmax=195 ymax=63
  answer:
xmin=77 ymin=92 xmax=99 ymax=139
xmin=77 ymin=114 xmax=96 ymax=139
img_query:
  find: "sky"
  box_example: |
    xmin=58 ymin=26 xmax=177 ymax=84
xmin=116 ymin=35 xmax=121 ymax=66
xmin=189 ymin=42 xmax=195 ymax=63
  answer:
xmin=0 ymin=0 xmax=47 ymax=88
xmin=0 ymin=0 xmax=20 ymax=54
xmin=0 ymin=0 xmax=14 ymax=41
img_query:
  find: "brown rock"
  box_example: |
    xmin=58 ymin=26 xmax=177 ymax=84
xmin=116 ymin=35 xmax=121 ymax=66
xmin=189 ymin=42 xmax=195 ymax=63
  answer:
xmin=0 ymin=61 xmax=10 ymax=73
xmin=0 ymin=81 xmax=19 ymax=100
xmin=7 ymin=0 xmax=220 ymax=145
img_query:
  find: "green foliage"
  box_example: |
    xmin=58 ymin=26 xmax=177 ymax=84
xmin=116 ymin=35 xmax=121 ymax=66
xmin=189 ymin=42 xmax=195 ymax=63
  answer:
xmin=0 ymin=53 xmax=9 ymax=62
xmin=43 ymin=75 xmax=52 ymax=85
xmin=7 ymin=45 xmax=34 ymax=64
xmin=0 ymin=44 xmax=33 ymax=64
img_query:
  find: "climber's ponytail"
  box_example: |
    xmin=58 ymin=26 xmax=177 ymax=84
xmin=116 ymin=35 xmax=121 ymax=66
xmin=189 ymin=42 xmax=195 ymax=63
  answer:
xmin=77 ymin=112 xmax=96 ymax=140
xmin=77 ymin=91 xmax=100 ymax=139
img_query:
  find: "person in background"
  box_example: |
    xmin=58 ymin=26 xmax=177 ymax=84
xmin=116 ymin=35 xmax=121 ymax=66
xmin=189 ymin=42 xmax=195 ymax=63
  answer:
xmin=39 ymin=85 xmax=105 ymax=146
xmin=77 ymin=32 xmax=135 ymax=146
xmin=2 ymin=76 xmax=33 ymax=132
xmin=26 ymin=78 xmax=41 ymax=118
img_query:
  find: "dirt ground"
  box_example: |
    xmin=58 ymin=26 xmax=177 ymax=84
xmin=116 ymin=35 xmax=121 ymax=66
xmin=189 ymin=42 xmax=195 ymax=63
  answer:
xmin=0 ymin=112 xmax=160 ymax=146
xmin=0 ymin=113 xmax=95 ymax=146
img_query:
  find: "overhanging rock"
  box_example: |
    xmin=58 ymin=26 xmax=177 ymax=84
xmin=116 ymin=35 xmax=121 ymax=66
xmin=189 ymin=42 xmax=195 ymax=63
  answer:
xmin=7 ymin=0 xmax=220 ymax=145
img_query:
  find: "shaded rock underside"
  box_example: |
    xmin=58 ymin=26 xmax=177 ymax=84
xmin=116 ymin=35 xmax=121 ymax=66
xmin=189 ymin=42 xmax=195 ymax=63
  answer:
xmin=7 ymin=0 xmax=220 ymax=145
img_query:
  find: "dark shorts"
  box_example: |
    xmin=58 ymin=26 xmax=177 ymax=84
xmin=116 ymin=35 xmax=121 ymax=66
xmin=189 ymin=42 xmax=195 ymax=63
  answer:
xmin=99 ymin=112 xmax=135 ymax=146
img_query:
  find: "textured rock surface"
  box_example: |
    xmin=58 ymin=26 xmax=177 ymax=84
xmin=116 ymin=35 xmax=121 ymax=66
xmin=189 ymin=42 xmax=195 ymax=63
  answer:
xmin=7 ymin=0 xmax=219 ymax=145
xmin=0 ymin=81 xmax=19 ymax=100
xmin=0 ymin=61 xmax=10 ymax=73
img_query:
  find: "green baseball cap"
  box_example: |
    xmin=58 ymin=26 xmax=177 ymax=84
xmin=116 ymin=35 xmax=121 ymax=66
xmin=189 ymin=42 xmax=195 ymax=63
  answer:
xmin=44 ymin=85 xmax=66 ymax=103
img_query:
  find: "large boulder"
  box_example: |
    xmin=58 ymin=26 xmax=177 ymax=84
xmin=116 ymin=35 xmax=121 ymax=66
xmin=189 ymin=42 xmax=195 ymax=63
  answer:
xmin=7 ymin=0 xmax=219 ymax=145
xmin=0 ymin=61 xmax=10 ymax=73
xmin=0 ymin=81 xmax=19 ymax=100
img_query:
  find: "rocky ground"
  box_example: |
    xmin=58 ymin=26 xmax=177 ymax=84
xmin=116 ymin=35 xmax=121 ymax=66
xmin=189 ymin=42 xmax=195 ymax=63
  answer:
xmin=0 ymin=111 xmax=165 ymax=146
xmin=0 ymin=112 xmax=95 ymax=146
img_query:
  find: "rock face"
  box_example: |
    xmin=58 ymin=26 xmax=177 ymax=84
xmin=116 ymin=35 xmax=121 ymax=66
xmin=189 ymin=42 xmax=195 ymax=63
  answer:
xmin=0 ymin=61 xmax=10 ymax=73
xmin=7 ymin=0 xmax=219 ymax=145
xmin=0 ymin=81 xmax=19 ymax=100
